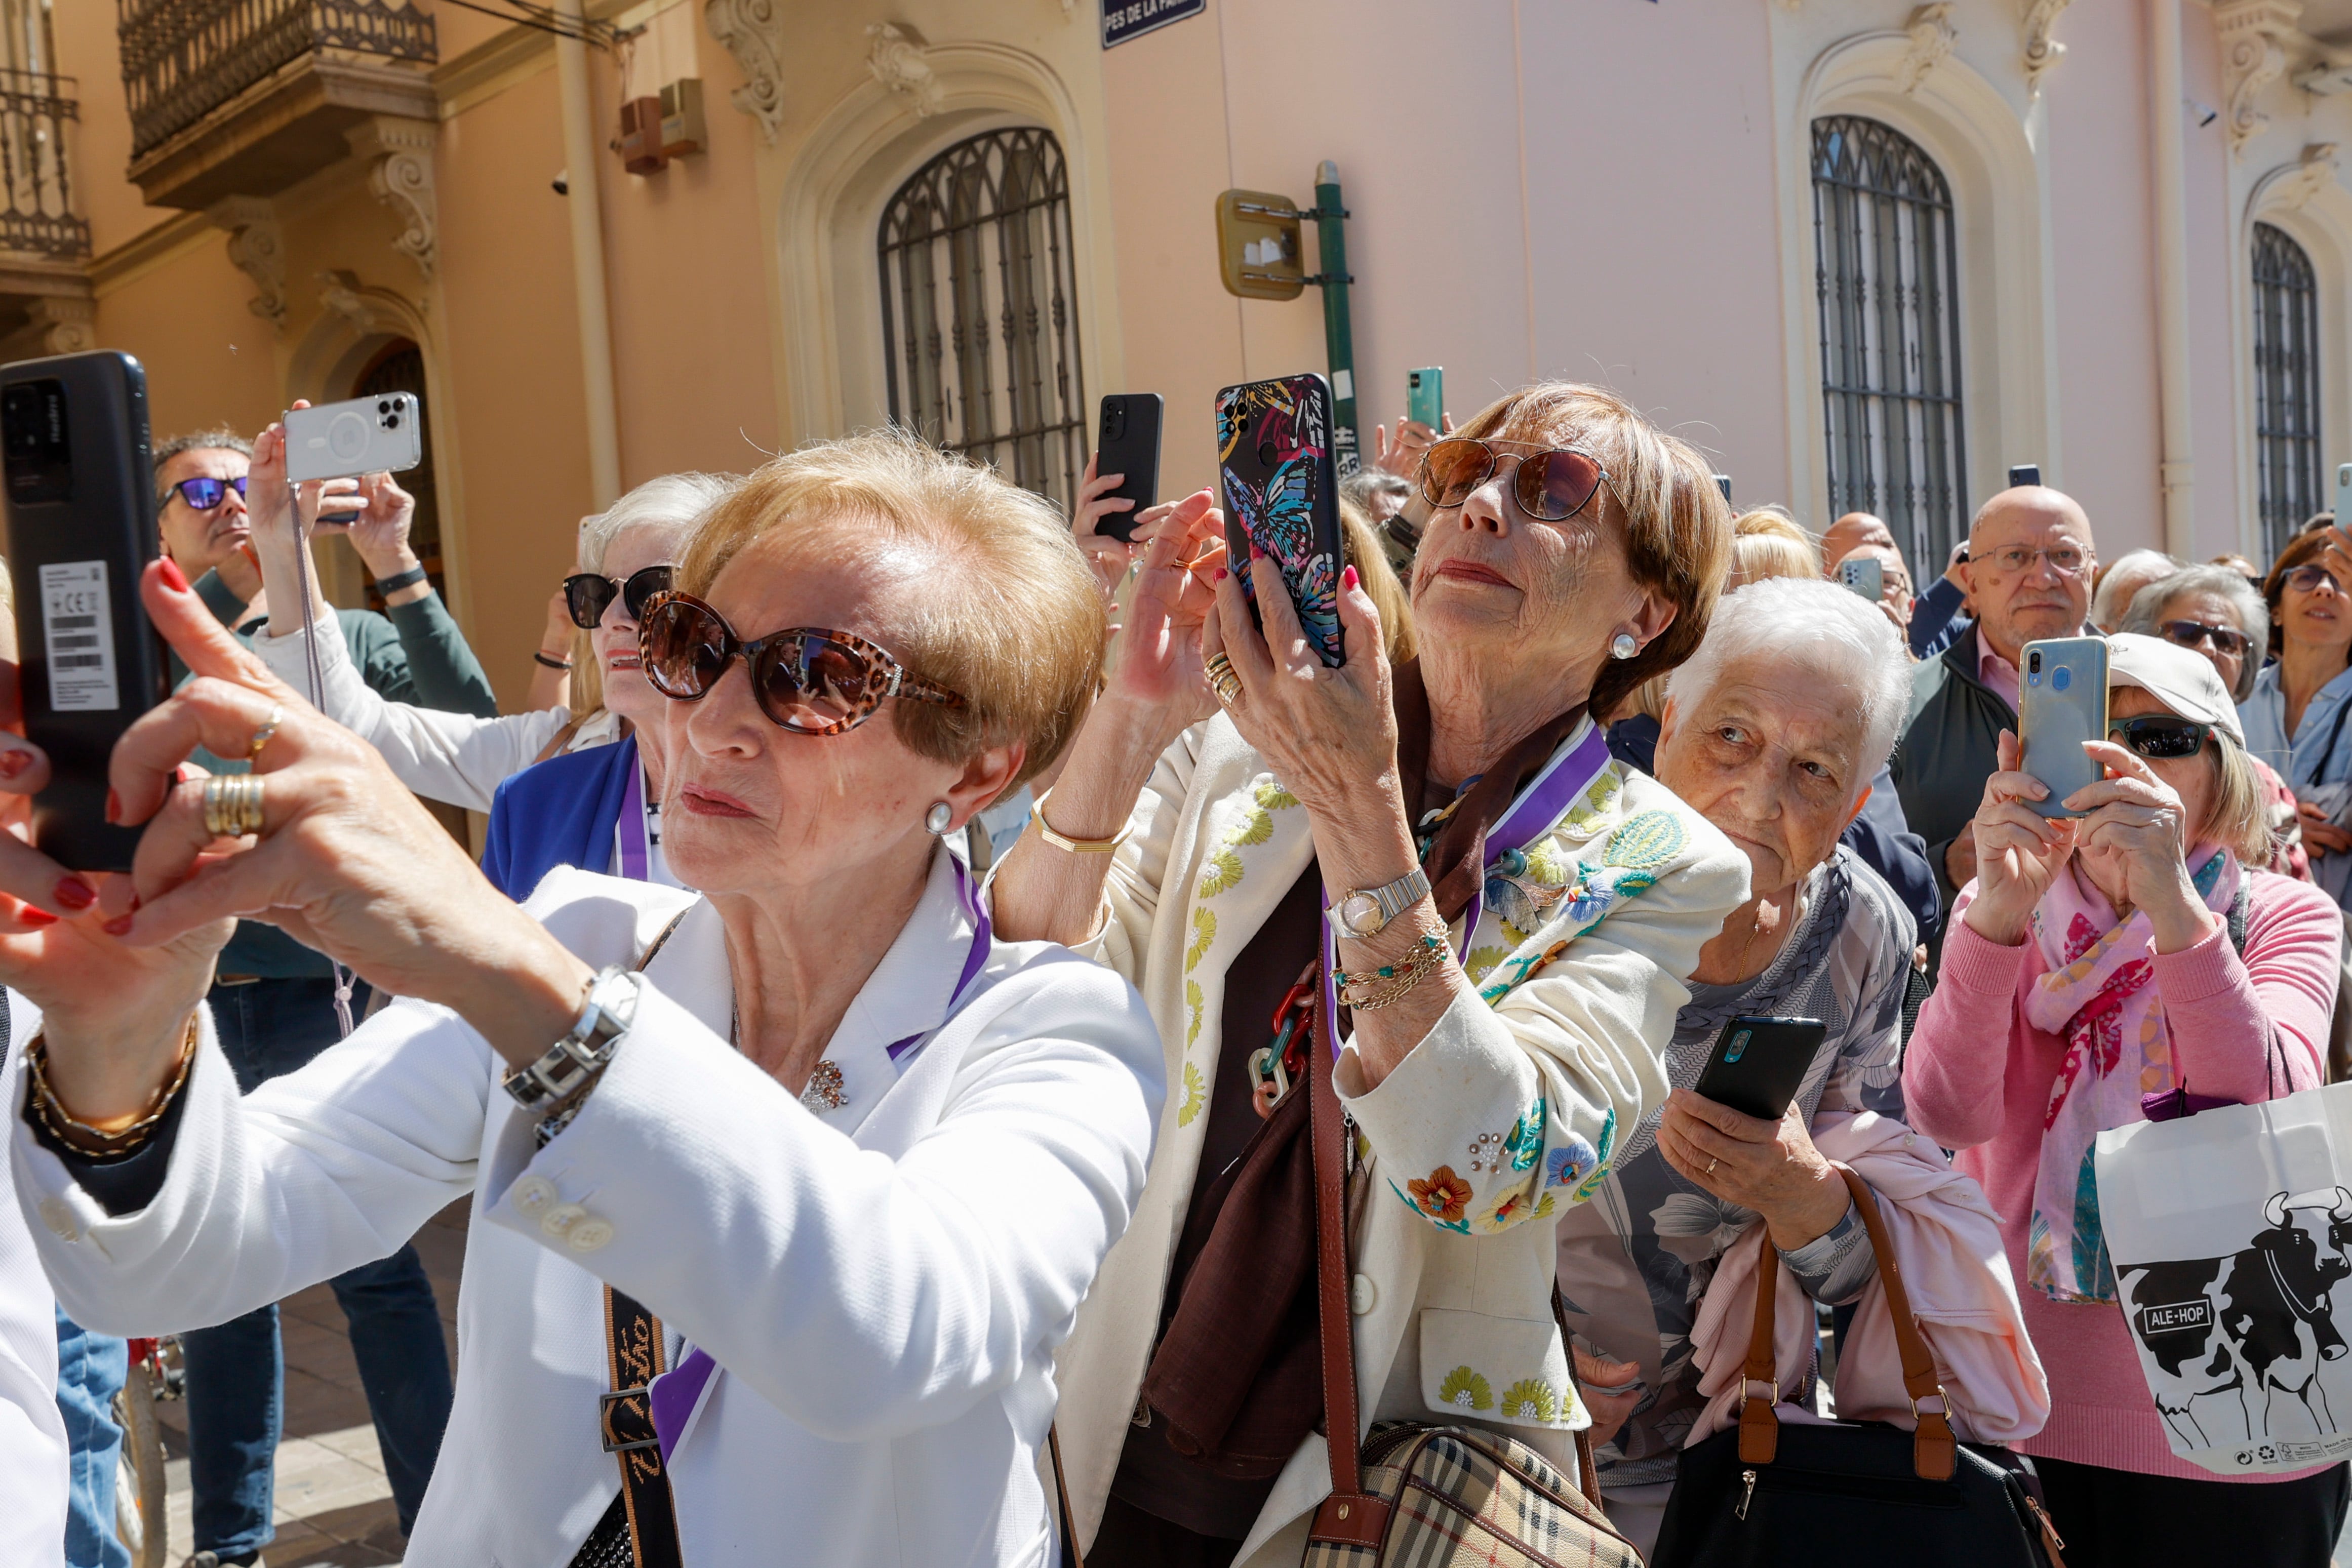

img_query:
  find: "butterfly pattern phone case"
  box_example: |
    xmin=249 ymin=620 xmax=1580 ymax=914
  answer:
xmin=1217 ymin=373 xmax=1344 ymax=668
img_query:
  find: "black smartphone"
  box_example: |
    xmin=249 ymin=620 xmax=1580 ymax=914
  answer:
xmin=2008 ymin=463 xmax=2041 ymax=488
xmin=1691 ymin=1015 xmax=1825 ymax=1123
xmin=1715 ymin=473 xmax=1732 ymax=505
xmin=1094 ymin=393 xmax=1161 ymax=543
xmin=1216 ymin=373 xmax=1344 ymax=667
xmin=2 ymin=351 xmax=165 ymax=872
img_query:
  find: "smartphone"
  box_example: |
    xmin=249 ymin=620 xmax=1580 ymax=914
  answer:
xmin=1093 ymin=394 xmax=1162 ymax=543
xmin=1715 ymin=474 xmax=1733 ymax=505
xmin=1216 ymin=373 xmax=1345 ymax=667
xmin=2008 ymin=463 xmax=2042 ymax=488
xmin=2334 ymin=461 xmax=2351 ymax=524
xmin=1 ymin=352 xmax=166 ymax=872
xmin=1692 ymin=1016 xmax=1825 ymax=1123
xmin=284 ymin=392 xmax=423 ymax=484
xmin=1839 ymin=555 xmax=1883 ymax=601
xmin=1406 ymin=367 xmax=1443 ymax=431
xmin=2019 ymin=635 xmax=2109 ymax=819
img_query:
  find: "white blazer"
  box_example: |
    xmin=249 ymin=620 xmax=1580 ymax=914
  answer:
xmin=16 ymin=856 xmax=1162 ymax=1567
xmin=0 ymin=996 xmax=65 ymax=1568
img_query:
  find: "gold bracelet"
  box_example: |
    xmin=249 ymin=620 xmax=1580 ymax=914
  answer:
xmin=1029 ymin=788 xmax=1135 ymax=855
xmin=1335 ymin=934 xmax=1449 ymax=1011
xmin=25 ymin=1014 xmax=201 ymax=1159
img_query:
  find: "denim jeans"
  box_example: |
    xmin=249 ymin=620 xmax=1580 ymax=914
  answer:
xmin=182 ymin=976 xmax=454 ymax=1555
xmin=56 ymin=1307 xmax=129 ymax=1568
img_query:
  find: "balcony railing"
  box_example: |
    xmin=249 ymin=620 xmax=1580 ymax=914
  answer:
xmin=0 ymin=70 xmax=86 ymax=260
xmin=117 ymin=0 xmax=436 ymax=163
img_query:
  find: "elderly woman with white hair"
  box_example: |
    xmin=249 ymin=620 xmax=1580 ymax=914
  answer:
xmin=244 ymin=469 xmax=733 ymax=896
xmin=1555 ymin=576 xmax=1920 ymax=1555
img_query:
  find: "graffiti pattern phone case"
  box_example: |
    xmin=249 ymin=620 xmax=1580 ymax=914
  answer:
xmin=1217 ymin=373 xmax=1344 ymax=667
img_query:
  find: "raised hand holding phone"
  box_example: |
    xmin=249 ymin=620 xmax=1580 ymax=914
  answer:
xmin=1961 ymin=729 xmax=2080 ymax=946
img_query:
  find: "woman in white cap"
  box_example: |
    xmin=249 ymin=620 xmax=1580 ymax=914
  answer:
xmin=1903 ymin=634 xmax=2347 ymax=1561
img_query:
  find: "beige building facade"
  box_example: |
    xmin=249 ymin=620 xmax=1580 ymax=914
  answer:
xmin=18 ymin=0 xmax=2352 ymax=708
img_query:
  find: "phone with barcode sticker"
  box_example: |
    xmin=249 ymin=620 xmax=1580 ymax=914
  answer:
xmin=1 ymin=351 xmax=165 ymax=870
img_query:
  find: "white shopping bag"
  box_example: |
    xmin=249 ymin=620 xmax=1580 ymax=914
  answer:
xmin=2095 ymin=1081 xmax=2352 ymax=1476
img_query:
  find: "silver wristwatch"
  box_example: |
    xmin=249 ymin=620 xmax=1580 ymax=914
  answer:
xmin=1324 ymin=867 xmax=1432 ymax=940
xmin=501 ymin=966 xmax=644 ymax=1111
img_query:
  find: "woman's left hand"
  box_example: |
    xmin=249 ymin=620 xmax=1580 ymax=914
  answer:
xmin=2065 ymin=738 xmax=2215 ymax=953
xmin=1657 ymin=1088 xmax=1850 ymax=1252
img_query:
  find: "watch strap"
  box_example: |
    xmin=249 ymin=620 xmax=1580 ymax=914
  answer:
xmin=374 ymin=563 xmax=430 ymax=595
xmin=502 ymin=966 xmax=643 ymax=1110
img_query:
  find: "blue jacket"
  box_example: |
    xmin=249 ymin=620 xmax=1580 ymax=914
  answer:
xmin=483 ymin=734 xmax=638 ymax=903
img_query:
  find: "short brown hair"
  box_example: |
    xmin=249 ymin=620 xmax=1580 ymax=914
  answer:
xmin=2262 ymin=528 xmax=2337 ymax=651
xmin=1445 ymin=383 xmax=1733 ymax=720
xmin=675 ymin=431 xmax=1105 ymax=787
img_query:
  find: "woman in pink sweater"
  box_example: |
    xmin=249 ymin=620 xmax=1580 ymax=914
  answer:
xmin=1905 ymin=634 xmax=2346 ymax=1565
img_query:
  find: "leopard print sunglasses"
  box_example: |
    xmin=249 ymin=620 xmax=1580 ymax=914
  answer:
xmin=637 ymin=590 xmax=964 ymax=735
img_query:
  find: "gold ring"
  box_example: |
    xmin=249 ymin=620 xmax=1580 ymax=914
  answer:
xmin=1706 ymin=1156 xmax=1719 ymax=1177
xmin=247 ymin=704 xmax=286 ymax=761
xmin=202 ymin=774 xmax=265 ymax=838
xmin=1204 ymin=653 xmax=1237 ymax=684
xmin=1211 ymin=671 xmax=1245 ymax=707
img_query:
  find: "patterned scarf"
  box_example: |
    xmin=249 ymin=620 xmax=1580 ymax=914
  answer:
xmin=2020 ymin=846 xmax=2238 ymax=1302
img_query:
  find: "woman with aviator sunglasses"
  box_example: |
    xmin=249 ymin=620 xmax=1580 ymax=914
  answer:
xmin=1904 ymin=634 xmax=2346 ymax=1560
xmin=242 ymin=452 xmax=732 ymax=898
xmin=2242 ymin=530 xmax=2352 ymax=875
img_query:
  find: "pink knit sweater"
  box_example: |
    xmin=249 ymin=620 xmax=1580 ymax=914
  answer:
xmin=1903 ymin=868 xmax=2340 ymax=1482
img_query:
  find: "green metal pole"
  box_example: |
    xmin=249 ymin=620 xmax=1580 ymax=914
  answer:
xmin=1312 ymin=159 xmax=1359 ymax=475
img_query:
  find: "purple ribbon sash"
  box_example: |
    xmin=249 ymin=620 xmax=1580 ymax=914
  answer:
xmin=618 ymin=758 xmax=651 ymax=883
xmin=1319 ymin=720 xmax=1613 ymax=1055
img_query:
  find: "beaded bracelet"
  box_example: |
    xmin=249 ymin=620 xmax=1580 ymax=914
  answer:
xmin=1335 ymin=933 xmax=1448 ymax=1011
xmin=25 ymin=1014 xmax=200 ymax=1160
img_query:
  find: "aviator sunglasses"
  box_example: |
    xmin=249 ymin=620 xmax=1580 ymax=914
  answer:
xmin=639 ymin=590 xmax=965 ymax=735
xmin=164 ymin=475 xmax=249 ymax=511
xmin=1418 ymin=437 xmax=1615 ymax=523
xmin=563 ymin=564 xmax=674 ymax=629
xmin=2156 ymin=619 xmax=2252 ymax=660
xmin=2109 ymin=714 xmax=2213 ymax=761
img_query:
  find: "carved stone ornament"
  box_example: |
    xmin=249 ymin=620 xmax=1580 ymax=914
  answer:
xmin=705 ymin=0 xmax=784 ymax=145
xmin=349 ymin=120 xmax=438 ymax=282
xmin=867 ymin=22 xmax=943 ymax=118
xmin=23 ymin=297 xmax=93 ymax=356
xmin=207 ymin=196 xmax=288 ymax=332
xmin=2277 ymin=142 xmax=2342 ymax=209
xmin=318 ymin=269 xmax=387 ymax=337
xmin=1899 ymin=4 xmax=1958 ymax=95
xmin=2214 ymin=0 xmax=2301 ymax=160
xmin=2021 ymin=0 xmax=2071 ymax=96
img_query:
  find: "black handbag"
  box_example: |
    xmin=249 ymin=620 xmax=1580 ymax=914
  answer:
xmin=1649 ymin=1165 xmax=2068 ymax=1568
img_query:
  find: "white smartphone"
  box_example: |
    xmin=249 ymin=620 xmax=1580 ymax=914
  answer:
xmin=2335 ymin=461 xmax=2351 ymax=524
xmin=284 ymin=393 xmax=423 ymax=483
xmin=1839 ymin=555 xmax=1883 ymax=600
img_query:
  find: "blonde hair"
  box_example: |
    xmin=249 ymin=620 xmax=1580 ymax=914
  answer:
xmin=676 ymin=431 xmax=1105 ymax=786
xmin=1339 ymin=498 xmax=1417 ymax=664
xmin=1446 ymin=383 xmax=1732 ymax=721
xmin=2203 ymin=729 xmax=2271 ymax=867
xmin=1728 ymin=506 xmax=1821 ymax=587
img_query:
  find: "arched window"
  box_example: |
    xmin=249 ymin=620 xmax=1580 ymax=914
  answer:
xmin=878 ymin=128 xmax=1086 ymax=511
xmin=351 ymin=339 xmax=440 ymax=605
xmin=2253 ymin=221 xmax=2324 ymax=559
xmin=1812 ymin=114 xmax=1967 ymax=571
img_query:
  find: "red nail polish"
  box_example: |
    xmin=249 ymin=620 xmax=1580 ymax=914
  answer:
xmin=0 ymin=749 xmax=27 ymax=780
xmin=1215 ymin=567 xmax=1229 ymax=582
xmin=20 ymin=907 xmax=56 ymax=927
xmin=53 ymin=878 xmax=94 ymax=911
xmin=1250 ymin=545 xmax=1265 ymax=560
xmin=105 ymin=787 xmax=120 ymax=824
xmin=1343 ymin=565 xmax=1360 ymax=591
xmin=158 ymin=556 xmax=189 ymax=592
xmin=102 ymin=913 xmax=133 ymax=937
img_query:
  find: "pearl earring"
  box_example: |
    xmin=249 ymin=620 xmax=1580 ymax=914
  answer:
xmin=925 ymin=801 xmax=953 ymax=835
xmin=1610 ymin=632 xmax=1640 ymax=660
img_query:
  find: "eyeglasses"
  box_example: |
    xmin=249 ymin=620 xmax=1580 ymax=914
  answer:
xmin=2285 ymin=564 xmax=2344 ymax=595
xmin=2110 ymin=715 xmax=2213 ymax=760
xmin=639 ymin=590 xmax=964 ymax=735
xmin=2157 ymin=619 xmax=2252 ymax=659
xmin=1977 ymin=544 xmax=2091 ymax=578
xmin=163 ymin=475 xmax=248 ymax=511
xmin=1418 ymin=438 xmax=1614 ymax=523
xmin=563 ymin=565 xmax=673 ymax=629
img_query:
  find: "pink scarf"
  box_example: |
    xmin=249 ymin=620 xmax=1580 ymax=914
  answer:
xmin=2020 ymin=847 xmax=2238 ymax=1303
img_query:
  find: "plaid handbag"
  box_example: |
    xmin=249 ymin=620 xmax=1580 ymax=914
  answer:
xmin=1299 ymin=999 xmax=1642 ymax=1567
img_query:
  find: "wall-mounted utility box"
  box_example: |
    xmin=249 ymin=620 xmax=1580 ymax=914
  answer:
xmin=659 ymin=79 xmax=705 ymax=159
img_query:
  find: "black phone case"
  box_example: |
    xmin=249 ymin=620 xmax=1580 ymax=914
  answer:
xmin=3 ymin=351 xmax=164 ymax=871
xmin=1692 ymin=1016 xmax=1826 ymax=1123
xmin=1094 ymin=394 xmax=1161 ymax=543
xmin=1216 ymin=373 xmax=1343 ymax=667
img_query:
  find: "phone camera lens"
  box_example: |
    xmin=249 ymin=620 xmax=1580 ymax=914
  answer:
xmin=384 ymin=413 xmax=400 ymax=429
xmin=2028 ymin=651 xmax=2043 ymax=674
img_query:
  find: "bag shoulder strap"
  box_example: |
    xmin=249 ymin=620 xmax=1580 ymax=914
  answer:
xmin=1735 ymin=1165 xmax=1957 ymax=1483
xmin=534 ymin=713 xmax=589 ymax=767
xmin=1305 ymin=996 xmax=1392 ymax=1550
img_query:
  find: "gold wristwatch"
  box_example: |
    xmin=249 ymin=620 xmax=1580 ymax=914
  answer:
xmin=1324 ymin=867 xmax=1431 ymax=940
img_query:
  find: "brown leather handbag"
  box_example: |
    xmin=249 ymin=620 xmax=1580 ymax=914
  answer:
xmin=1299 ymin=1000 xmax=1641 ymax=1567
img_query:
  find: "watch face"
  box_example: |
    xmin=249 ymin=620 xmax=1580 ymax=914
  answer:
xmin=1341 ymin=893 xmax=1383 ymax=935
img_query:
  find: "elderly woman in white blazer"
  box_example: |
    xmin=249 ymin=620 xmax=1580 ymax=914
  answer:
xmin=994 ymin=382 xmax=1750 ymax=1565
xmin=0 ymin=433 xmax=1159 ymax=1567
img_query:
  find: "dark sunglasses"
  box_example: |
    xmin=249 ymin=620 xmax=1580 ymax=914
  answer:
xmin=2157 ymin=619 xmax=2252 ymax=659
xmin=639 ymin=590 xmax=964 ymax=735
xmin=164 ymin=475 xmax=248 ymax=510
xmin=564 ymin=565 xmax=674 ymax=629
xmin=1418 ymin=437 xmax=1613 ymax=523
xmin=2110 ymin=715 xmax=2213 ymax=760
xmin=2285 ymin=563 xmax=2344 ymax=595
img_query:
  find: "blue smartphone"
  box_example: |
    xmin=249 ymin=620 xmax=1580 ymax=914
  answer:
xmin=1407 ymin=367 xmax=1443 ymax=431
xmin=2019 ymin=636 xmax=2110 ymax=819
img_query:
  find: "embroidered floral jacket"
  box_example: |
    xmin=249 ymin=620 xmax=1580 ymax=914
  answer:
xmin=1045 ymin=712 xmax=1748 ymax=1564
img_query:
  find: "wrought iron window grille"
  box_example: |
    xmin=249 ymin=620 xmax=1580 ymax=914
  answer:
xmin=2253 ymin=221 xmax=2325 ymax=560
xmin=878 ymin=127 xmax=1087 ymax=514
xmin=0 ymin=67 xmax=85 ymax=259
